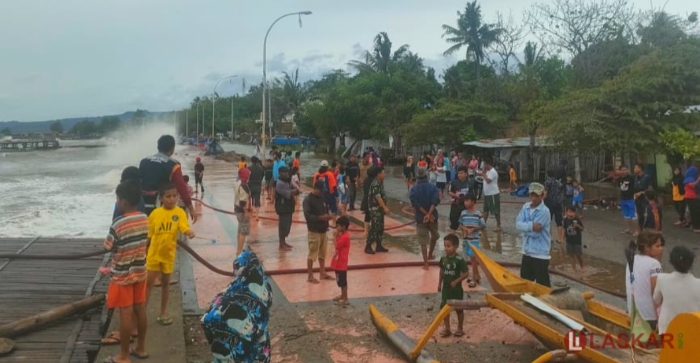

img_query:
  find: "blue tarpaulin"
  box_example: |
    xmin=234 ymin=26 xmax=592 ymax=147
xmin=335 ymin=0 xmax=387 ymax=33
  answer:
xmin=510 ymin=184 xmax=531 ymax=197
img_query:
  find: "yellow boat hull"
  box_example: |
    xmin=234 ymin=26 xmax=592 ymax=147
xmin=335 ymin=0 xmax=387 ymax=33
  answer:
xmin=486 ymin=293 xmax=658 ymax=363
xmin=470 ymin=243 xmax=630 ymax=334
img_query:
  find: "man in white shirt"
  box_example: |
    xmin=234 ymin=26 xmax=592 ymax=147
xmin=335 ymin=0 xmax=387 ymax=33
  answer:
xmin=480 ymin=159 xmax=501 ymax=231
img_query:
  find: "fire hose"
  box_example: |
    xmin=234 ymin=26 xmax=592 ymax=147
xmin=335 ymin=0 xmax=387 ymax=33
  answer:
xmin=0 ymin=241 xmax=626 ymax=298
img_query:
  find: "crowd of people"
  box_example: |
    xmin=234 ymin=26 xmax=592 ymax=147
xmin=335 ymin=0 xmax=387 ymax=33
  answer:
xmin=98 ymin=135 xmax=700 ymax=361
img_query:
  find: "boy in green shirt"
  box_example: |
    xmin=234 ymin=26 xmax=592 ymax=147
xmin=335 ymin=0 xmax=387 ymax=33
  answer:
xmin=438 ymin=234 xmax=469 ymax=337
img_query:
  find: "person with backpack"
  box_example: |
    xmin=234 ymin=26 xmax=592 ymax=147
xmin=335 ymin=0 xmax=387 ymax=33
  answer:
xmin=313 ymin=160 xmax=338 ymax=226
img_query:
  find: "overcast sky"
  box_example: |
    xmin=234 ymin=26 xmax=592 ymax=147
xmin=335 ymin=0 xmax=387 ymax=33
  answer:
xmin=0 ymin=0 xmax=696 ymax=122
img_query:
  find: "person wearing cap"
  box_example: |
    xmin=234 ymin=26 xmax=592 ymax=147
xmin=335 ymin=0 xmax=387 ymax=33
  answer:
xmin=194 ymin=156 xmax=205 ymax=194
xmin=312 ymin=160 xmax=338 ymax=223
xmin=234 ymin=167 xmax=252 ymax=255
xmin=515 ymin=182 xmax=552 ymax=287
xmin=275 ymin=166 xmax=299 ymax=250
xmin=303 ymin=180 xmax=335 ymax=283
xmin=410 ymin=168 xmax=440 ymax=270
xmin=247 ymin=156 xmax=264 ymax=221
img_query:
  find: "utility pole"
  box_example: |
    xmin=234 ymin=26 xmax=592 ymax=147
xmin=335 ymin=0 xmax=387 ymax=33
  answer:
xmin=185 ymin=110 xmax=189 ymax=138
xmin=231 ymin=95 xmax=235 ymax=141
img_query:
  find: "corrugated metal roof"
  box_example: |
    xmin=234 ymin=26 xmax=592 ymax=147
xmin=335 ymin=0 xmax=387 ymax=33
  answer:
xmin=463 ymin=137 xmax=549 ymax=149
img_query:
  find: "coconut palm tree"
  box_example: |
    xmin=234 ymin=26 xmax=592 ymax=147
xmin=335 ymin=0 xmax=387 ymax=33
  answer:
xmin=348 ymin=32 xmax=410 ymax=74
xmin=442 ymin=1 xmax=503 ymax=93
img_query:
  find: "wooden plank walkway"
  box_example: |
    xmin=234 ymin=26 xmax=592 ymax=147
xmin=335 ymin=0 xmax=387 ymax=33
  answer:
xmin=0 ymin=238 xmax=109 ymax=363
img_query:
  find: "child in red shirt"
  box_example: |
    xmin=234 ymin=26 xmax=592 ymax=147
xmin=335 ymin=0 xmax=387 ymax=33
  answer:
xmin=331 ymin=216 xmax=351 ymax=306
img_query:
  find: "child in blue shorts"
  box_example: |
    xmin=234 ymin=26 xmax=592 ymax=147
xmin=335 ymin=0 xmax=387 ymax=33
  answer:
xmin=459 ymin=194 xmax=485 ymax=288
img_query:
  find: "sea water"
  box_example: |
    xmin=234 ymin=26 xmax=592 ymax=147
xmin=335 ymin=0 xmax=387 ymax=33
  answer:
xmin=0 ymin=123 xmax=178 ymax=238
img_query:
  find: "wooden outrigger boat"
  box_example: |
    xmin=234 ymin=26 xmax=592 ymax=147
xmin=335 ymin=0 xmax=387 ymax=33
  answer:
xmin=486 ymin=293 xmax=658 ymax=363
xmin=369 ymin=304 xmax=440 ymax=363
xmin=470 ymin=244 xmax=631 ymax=335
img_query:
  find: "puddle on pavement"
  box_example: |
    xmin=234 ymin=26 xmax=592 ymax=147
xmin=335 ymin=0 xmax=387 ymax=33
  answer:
xmin=480 ymin=232 xmax=626 ymax=295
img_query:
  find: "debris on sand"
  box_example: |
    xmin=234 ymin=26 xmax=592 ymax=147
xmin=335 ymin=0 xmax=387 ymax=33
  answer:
xmin=215 ymin=151 xmax=249 ymax=163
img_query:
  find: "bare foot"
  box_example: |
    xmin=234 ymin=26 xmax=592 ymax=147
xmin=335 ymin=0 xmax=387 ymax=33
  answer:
xmin=332 ymin=295 xmax=342 ymax=301
xmin=320 ymin=274 xmax=334 ymax=281
xmin=334 ymin=299 xmax=348 ymax=306
xmin=307 ymin=277 xmax=320 ymax=284
xmin=279 ymin=245 xmax=292 ymax=251
xmin=422 ymin=265 xmax=429 ymax=271
xmin=284 ymin=243 xmax=294 ymax=249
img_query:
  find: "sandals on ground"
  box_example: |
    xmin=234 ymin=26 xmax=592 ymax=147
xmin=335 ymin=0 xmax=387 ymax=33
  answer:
xmin=454 ymin=330 xmax=465 ymax=337
xmin=439 ymin=330 xmax=452 ymax=337
xmin=156 ymin=316 xmax=174 ymax=326
xmin=101 ymin=331 xmax=135 ymax=346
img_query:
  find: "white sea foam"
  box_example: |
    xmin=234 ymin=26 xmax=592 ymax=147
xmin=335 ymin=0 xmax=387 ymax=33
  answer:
xmin=0 ymin=121 xmax=177 ymax=238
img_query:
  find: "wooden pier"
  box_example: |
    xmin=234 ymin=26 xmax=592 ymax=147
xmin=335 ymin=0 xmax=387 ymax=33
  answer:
xmin=0 ymin=140 xmax=60 ymax=151
xmin=0 ymin=237 xmax=109 ymax=363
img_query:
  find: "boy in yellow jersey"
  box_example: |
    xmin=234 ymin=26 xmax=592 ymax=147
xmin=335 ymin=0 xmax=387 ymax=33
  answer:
xmin=146 ymin=182 xmax=194 ymax=325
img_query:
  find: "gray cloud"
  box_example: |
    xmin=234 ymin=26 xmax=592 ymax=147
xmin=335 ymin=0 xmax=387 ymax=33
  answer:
xmin=1 ymin=0 xmax=694 ymax=121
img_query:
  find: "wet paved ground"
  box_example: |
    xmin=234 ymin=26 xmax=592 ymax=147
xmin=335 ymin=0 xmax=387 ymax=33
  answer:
xmin=177 ymin=143 xmax=698 ymax=362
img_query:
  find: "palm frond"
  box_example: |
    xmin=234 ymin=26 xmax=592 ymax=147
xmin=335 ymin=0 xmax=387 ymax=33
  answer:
xmin=443 ymin=43 xmax=464 ymax=56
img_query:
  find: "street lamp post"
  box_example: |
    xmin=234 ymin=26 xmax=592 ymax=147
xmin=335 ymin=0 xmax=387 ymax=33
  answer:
xmin=261 ymin=11 xmax=312 ymax=158
xmin=213 ymin=75 xmax=238 ymax=140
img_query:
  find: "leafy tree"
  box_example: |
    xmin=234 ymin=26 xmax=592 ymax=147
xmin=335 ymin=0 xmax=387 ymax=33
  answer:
xmin=637 ymin=11 xmax=693 ymax=48
xmin=50 ymin=121 xmax=63 ymax=134
xmin=70 ymin=120 xmax=97 ymax=137
xmin=660 ymin=129 xmax=700 ymax=160
xmin=545 ymin=38 xmax=700 ymax=154
xmin=1 ymin=127 xmax=11 ymax=136
xmin=442 ymin=1 xmax=503 ymax=93
xmin=443 ymin=60 xmax=496 ymax=100
xmin=100 ymin=116 xmax=120 ymax=134
xmin=403 ymin=101 xmax=507 ymax=146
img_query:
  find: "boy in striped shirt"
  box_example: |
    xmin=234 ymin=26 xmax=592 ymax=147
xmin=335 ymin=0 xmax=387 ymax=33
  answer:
xmin=103 ymin=181 xmax=150 ymax=362
xmin=459 ymin=194 xmax=485 ymax=288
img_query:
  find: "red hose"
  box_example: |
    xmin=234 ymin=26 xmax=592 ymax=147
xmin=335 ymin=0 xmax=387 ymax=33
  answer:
xmin=0 ymin=240 xmax=625 ymax=298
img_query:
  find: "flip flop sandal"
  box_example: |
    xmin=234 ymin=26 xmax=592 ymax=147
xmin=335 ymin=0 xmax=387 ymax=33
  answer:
xmin=156 ymin=316 xmax=174 ymax=326
xmin=439 ymin=330 xmax=452 ymax=338
xmin=454 ymin=331 xmax=465 ymax=337
xmin=468 ymin=280 xmax=478 ymax=288
xmin=131 ymin=349 xmax=150 ymax=359
xmin=101 ymin=331 xmax=131 ymax=346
